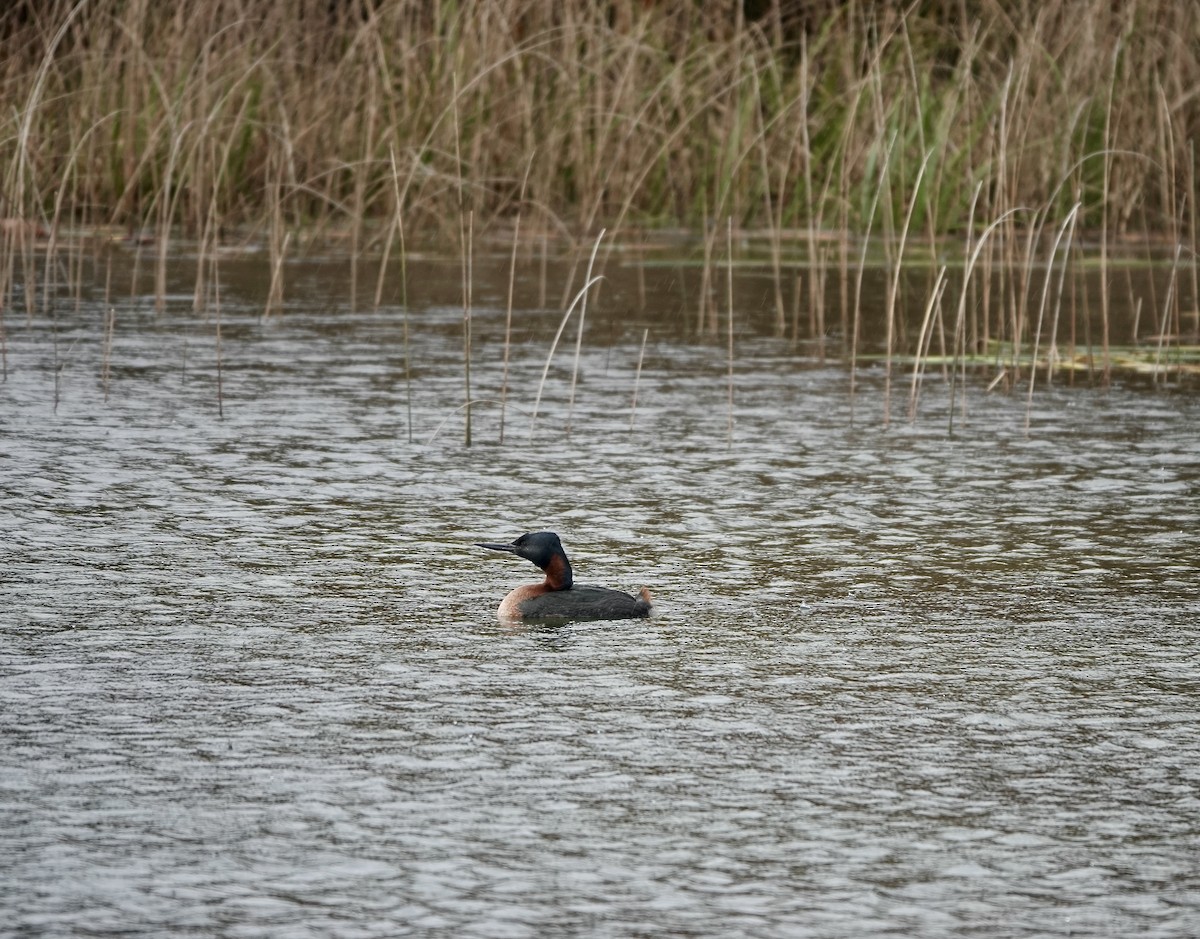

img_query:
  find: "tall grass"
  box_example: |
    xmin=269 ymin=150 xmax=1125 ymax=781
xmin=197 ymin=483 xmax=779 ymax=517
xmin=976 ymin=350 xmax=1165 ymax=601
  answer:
xmin=0 ymin=0 xmax=1197 ymax=402
xmin=1 ymin=1 xmax=1195 ymax=246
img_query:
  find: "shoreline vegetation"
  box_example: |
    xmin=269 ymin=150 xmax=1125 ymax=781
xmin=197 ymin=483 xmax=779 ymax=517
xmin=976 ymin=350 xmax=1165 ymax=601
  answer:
xmin=1 ymin=0 xmax=1197 ymax=403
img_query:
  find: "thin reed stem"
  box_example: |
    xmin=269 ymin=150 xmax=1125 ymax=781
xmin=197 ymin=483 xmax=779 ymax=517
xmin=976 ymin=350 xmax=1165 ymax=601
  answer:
xmin=384 ymin=146 xmax=413 ymax=443
xmin=630 ymin=327 xmax=649 ymax=431
xmin=566 ymin=230 xmax=605 ymax=437
xmin=0 ymin=1 xmax=1196 ymax=247
xmin=908 ymin=266 xmax=948 ymax=423
xmin=1153 ymin=246 xmax=1183 ymax=386
xmin=265 ymin=232 xmax=290 ymax=321
xmin=949 ymin=205 xmax=1026 ymax=436
xmin=726 ymin=217 xmax=735 ymax=448
xmin=883 ymin=149 xmax=933 ymax=428
xmin=463 ymin=210 xmax=473 ymax=447
xmin=500 ymin=156 xmax=534 ymax=444
xmin=213 ymin=261 xmax=223 ymax=420
xmin=849 ymin=133 xmax=895 ymax=424
xmin=530 ymin=274 xmax=604 ymax=440
xmin=102 ymin=306 xmax=116 ymax=403
xmin=1025 ymin=203 xmax=1081 ymax=435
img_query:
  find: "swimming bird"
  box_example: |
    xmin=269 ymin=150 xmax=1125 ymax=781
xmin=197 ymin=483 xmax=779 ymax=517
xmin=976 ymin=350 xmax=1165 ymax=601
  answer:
xmin=475 ymin=531 xmax=653 ymax=623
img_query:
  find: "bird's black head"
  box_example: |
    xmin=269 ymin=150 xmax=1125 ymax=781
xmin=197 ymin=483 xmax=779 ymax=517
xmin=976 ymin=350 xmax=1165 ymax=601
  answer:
xmin=475 ymin=531 xmax=568 ymax=572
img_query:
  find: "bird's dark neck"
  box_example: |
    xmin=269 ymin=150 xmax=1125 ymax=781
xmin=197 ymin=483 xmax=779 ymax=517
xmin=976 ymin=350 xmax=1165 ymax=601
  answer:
xmin=542 ymin=553 xmax=573 ymax=591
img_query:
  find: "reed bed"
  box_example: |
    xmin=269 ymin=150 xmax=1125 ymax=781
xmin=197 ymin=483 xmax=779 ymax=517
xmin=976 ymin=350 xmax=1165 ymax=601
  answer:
xmin=1 ymin=0 xmax=1198 ymax=423
xmin=1 ymin=1 xmax=1196 ymax=242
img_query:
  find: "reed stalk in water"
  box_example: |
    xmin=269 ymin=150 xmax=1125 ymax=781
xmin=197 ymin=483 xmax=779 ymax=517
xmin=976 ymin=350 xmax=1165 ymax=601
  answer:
xmin=102 ymin=305 xmax=116 ymax=403
xmin=849 ymin=133 xmax=894 ymax=424
xmin=883 ymin=149 xmax=933 ymax=429
xmin=453 ymin=67 xmax=472 ymax=448
xmin=264 ymin=146 xmax=288 ymax=320
xmin=630 ymin=327 xmax=649 ymax=431
xmin=1153 ymin=246 xmax=1183 ymax=386
xmin=1189 ymin=140 xmax=1199 ymax=333
xmin=908 ymin=265 xmax=948 ymax=423
xmin=462 ymin=210 xmax=473 ymax=448
xmin=51 ymin=302 xmax=61 ymax=413
xmin=0 ymin=223 xmax=14 ymax=354
xmin=499 ymin=157 xmax=533 ymax=445
xmin=1042 ymin=205 xmax=1083 ymax=387
xmin=949 ymin=207 xmax=1026 ymax=435
xmin=725 ymin=217 xmax=735 ymax=448
xmin=379 ymin=146 xmax=413 ymax=443
xmin=530 ymin=272 xmax=604 ymax=441
xmin=264 ymin=231 xmax=289 ymax=321
xmin=1025 ymin=203 xmax=1081 ymax=434
xmin=213 ymin=259 xmax=224 ymax=420
xmin=566 ymin=230 xmax=605 ymax=437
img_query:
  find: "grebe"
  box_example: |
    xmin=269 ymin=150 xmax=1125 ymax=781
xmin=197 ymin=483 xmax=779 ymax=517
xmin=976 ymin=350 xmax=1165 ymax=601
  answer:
xmin=475 ymin=531 xmax=653 ymax=623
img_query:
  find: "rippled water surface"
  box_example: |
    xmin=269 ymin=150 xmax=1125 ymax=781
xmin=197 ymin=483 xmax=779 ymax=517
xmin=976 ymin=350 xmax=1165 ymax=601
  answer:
xmin=3 ymin=254 xmax=1199 ymax=937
